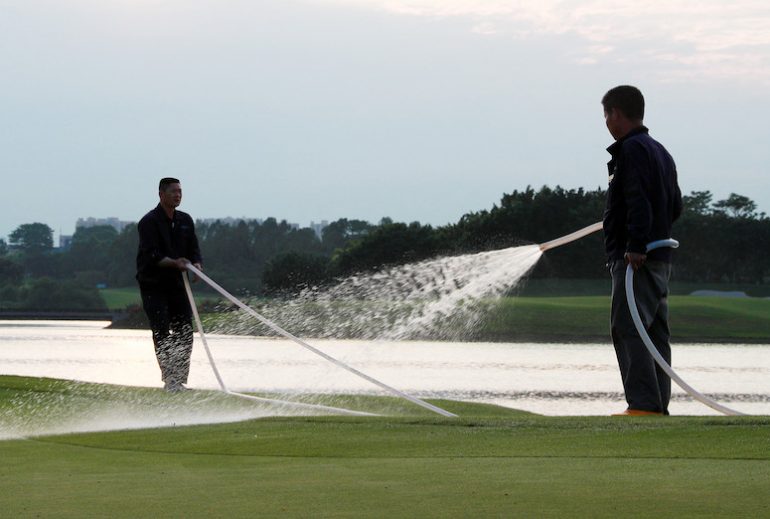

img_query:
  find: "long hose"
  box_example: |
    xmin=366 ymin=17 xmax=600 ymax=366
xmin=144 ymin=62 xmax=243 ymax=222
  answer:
xmin=624 ymin=239 xmax=744 ymax=416
xmin=182 ymin=264 xmax=458 ymax=418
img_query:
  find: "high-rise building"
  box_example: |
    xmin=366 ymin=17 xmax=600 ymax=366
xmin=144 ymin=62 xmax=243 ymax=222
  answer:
xmin=310 ymin=220 xmax=329 ymax=240
xmin=76 ymin=217 xmax=133 ymax=233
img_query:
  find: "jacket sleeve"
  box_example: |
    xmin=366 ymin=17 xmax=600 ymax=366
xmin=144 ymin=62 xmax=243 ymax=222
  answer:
xmin=136 ymin=217 xmax=164 ymax=272
xmin=672 ymin=171 xmax=683 ymax=222
xmin=620 ymin=140 xmax=653 ymax=254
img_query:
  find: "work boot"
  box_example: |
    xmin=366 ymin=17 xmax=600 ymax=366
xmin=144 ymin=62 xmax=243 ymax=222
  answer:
xmin=612 ymin=408 xmax=664 ymax=416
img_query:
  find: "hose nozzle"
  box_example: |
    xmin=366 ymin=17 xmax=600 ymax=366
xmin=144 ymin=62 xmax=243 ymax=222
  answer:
xmin=538 ymin=222 xmax=603 ymax=252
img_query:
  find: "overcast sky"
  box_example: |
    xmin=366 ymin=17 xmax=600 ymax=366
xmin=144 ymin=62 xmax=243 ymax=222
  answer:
xmin=2 ymin=0 xmax=768 ymax=241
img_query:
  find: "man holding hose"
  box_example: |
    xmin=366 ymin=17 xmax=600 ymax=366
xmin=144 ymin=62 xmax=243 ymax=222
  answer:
xmin=602 ymin=86 xmax=683 ymax=416
xmin=136 ymin=178 xmax=203 ymax=392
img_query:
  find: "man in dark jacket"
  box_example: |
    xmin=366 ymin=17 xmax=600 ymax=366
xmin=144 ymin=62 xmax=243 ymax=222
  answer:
xmin=602 ymin=85 xmax=683 ymax=416
xmin=137 ymin=178 xmax=202 ymax=391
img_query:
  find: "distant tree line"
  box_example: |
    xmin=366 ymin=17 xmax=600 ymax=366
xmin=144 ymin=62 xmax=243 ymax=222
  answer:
xmin=266 ymin=186 xmax=769 ymax=292
xmin=1 ymin=186 xmax=768 ymax=310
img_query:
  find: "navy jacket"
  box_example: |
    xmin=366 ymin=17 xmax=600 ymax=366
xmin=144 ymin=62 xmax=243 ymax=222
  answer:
xmin=136 ymin=204 xmax=202 ymax=291
xmin=603 ymin=126 xmax=683 ymax=263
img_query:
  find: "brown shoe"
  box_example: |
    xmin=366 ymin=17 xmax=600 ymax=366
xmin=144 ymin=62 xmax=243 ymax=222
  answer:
xmin=612 ymin=408 xmax=663 ymax=416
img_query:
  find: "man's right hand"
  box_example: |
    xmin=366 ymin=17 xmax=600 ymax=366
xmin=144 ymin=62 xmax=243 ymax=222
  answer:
xmin=159 ymin=257 xmax=190 ymax=270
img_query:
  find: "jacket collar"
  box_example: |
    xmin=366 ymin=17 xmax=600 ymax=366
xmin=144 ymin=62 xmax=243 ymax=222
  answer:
xmin=153 ymin=203 xmax=176 ymax=222
xmin=606 ymin=125 xmax=649 ymax=156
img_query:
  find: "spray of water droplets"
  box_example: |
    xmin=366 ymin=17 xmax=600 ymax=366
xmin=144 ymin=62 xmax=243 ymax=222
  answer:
xmin=212 ymin=245 xmax=543 ymax=341
xmin=0 ymin=246 xmax=547 ymax=437
xmin=0 ymin=378 xmax=352 ymax=440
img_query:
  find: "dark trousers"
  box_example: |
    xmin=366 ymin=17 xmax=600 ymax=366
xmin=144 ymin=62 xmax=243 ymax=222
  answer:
xmin=610 ymin=260 xmax=672 ymax=414
xmin=140 ymin=287 xmax=193 ymax=385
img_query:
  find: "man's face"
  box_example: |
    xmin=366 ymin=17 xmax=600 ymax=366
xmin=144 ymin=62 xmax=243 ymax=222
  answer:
xmin=160 ymin=183 xmax=182 ymax=209
xmin=604 ymin=108 xmax=622 ymax=140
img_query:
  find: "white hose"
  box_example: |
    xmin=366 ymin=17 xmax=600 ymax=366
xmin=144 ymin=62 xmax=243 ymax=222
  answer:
xmin=182 ymin=264 xmax=458 ymax=418
xmin=623 ymin=240 xmax=745 ymax=416
xmin=182 ymin=274 xmax=378 ymax=417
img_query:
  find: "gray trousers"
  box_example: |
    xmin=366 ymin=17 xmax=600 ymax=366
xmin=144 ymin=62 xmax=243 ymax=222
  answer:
xmin=610 ymin=260 xmax=672 ymax=414
xmin=141 ymin=288 xmax=194 ymax=386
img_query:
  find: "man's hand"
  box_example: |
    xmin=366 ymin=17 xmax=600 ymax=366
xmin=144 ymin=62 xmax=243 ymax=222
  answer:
xmin=624 ymin=252 xmax=646 ymax=270
xmin=159 ymin=257 xmax=190 ymax=271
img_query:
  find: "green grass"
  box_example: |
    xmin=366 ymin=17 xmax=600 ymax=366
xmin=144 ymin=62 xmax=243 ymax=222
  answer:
xmin=1 ymin=375 xmax=770 ymax=517
xmin=98 ymin=287 xmax=142 ymax=309
xmin=519 ymin=278 xmax=770 ymax=297
xmin=481 ymin=295 xmax=770 ymax=343
xmin=99 ymin=287 xmax=219 ymax=310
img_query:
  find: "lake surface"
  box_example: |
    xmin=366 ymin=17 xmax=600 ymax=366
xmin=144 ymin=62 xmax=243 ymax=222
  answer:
xmin=1 ymin=320 xmax=768 ymax=435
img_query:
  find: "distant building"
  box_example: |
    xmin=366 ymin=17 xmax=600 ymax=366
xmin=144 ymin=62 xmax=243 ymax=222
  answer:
xmin=59 ymin=234 xmax=73 ymax=250
xmin=310 ymin=220 xmax=329 ymax=240
xmin=197 ymin=217 xmax=301 ymax=230
xmin=76 ymin=217 xmax=133 ymax=233
xmin=198 ymin=217 xmax=264 ymax=226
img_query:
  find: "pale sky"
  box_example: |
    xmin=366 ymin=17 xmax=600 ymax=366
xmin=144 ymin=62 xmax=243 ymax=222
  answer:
xmin=2 ymin=0 xmax=768 ymax=241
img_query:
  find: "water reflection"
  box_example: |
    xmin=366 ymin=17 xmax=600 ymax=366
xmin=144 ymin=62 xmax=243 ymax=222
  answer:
xmin=1 ymin=321 xmax=768 ymax=420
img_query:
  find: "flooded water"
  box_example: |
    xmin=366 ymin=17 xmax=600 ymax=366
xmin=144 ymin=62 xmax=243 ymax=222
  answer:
xmin=1 ymin=320 xmax=768 ymax=430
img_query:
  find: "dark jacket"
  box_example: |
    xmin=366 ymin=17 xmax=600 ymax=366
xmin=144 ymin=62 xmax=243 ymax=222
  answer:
xmin=603 ymin=126 xmax=683 ymax=263
xmin=136 ymin=204 xmax=202 ymax=291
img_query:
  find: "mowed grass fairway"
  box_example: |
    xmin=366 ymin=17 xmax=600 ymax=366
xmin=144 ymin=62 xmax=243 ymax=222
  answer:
xmin=1 ymin=377 xmax=769 ymax=517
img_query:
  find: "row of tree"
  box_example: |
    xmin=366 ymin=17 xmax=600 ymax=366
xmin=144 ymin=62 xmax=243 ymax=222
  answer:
xmin=265 ymin=187 xmax=770 ymax=292
xmin=2 ymin=186 xmax=768 ymax=309
xmin=0 ymin=216 xmax=378 ymax=308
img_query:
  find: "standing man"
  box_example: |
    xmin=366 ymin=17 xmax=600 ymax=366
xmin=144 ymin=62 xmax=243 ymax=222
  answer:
xmin=137 ymin=178 xmax=203 ymax=392
xmin=602 ymin=86 xmax=682 ymax=416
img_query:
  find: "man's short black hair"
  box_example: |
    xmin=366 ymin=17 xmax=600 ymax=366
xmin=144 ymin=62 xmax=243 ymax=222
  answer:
xmin=602 ymin=85 xmax=645 ymax=121
xmin=159 ymin=177 xmax=181 ymax=192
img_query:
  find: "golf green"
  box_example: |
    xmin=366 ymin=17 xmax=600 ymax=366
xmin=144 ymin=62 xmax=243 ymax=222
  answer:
xmin=1 ymin=376 xmax=769 ymax=517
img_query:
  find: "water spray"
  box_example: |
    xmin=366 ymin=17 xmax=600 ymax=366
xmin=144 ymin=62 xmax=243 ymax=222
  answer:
xmin=182 ymin=274 xmax=377 ymax=417
xmin=182 ymin=263 xmax=458 ymax=418
xmin=539 ymin=221 xmax=745 ymax=416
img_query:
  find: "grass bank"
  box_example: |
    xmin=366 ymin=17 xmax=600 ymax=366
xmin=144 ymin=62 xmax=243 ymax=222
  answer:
xmin=99 ymin=287 xmax=217 ymax=310
xmin=518 ymin=278 xmax=770 ymax=297
xmin=98 ymin=287 xmax=142 ymax=310
xmin=480 ymin=295 xmax=770 ymax=343
xmin=1 ymin=376 xmax=769 ymax=517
